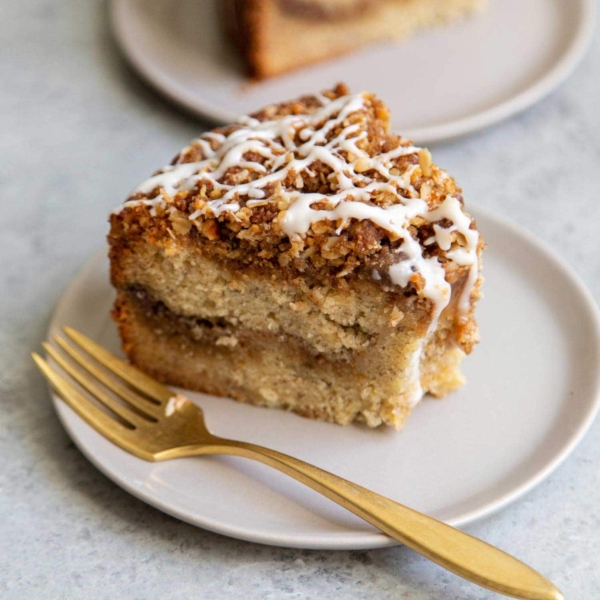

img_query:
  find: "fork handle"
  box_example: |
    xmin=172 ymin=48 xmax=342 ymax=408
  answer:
xmin=182 ymin=439 xmax=561 ymax=600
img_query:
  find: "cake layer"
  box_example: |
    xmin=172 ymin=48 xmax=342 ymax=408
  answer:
xmin=111 ymin=227 xmax=471 ymax=428
xmin=224 ymin=0 xmax=485 ymax=78
xmin=110 ymin=230 xmax=445 ymax=358
xmin=114 ymin=289 xmax=466 ymax=428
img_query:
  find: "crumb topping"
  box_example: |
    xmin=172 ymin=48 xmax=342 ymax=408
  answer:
xmin=112 ymin=84 xmax=481 ymax=329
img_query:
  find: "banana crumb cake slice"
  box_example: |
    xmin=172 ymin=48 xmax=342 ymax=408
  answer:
xmin=221 ymin=0 xmax=486 ymax=78
xmin=109 ymin=84 xmax=483 ymax=429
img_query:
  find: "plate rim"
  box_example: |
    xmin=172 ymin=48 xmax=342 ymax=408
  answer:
xmin=109 ymin=0 xmax=596 ymax=144
xmin=47 ymin=205 xmax=600 ymax=549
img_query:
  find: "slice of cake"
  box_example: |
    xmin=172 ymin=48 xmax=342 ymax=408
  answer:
xmin=221 ymin=0 xmax=486 ymax=78
xmin=109 ymin=84 xmax=483 ymax=429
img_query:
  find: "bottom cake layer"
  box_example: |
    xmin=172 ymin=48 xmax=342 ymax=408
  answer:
xmin=113 ymin=290 xmax=467 ymax=429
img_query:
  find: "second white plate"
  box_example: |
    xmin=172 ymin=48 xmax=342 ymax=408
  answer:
xmin=111 ymin=0 xmax=595 ymax=144
xmin=47 ymin=206 xmax=600 ymax=549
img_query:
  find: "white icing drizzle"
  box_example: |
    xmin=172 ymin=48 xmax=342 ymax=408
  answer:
xmin=165 ymin=393 xmax=190 ymax=416
xmin=406 ymin=340 xmax=426 ymax=408
xmin=114 ymin=92 xmax=480 ymax=339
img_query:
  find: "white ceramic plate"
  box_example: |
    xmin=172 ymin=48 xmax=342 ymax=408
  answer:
xmin=47 ymin=207 xmax=600 ymax=550
xmin=110 ymin=0 xmax=594 ymax=144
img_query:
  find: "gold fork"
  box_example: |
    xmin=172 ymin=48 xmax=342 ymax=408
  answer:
xmin=33 ymin=327 xmax=563 ymax=600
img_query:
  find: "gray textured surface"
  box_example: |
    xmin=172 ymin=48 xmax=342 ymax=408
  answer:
xmin=1 ymin=1 xmax=599 ymax=598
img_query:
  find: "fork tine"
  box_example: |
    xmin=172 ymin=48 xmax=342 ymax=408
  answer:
xmin=63 ymin=327 xmax=173 ymax=404
xmin=49 ymin=338 xmax=162 ymax=418
xmin=43 ymin=344 xmax=150 ymax=428
xmin=32 ymin=352 xmax=132 ymax=437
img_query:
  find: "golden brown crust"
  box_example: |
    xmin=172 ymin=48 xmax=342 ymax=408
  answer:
xmin=220 ymin=0 xmax=268 ymax=79
xmin=222 ymin=0 xmax=364 ymax=78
